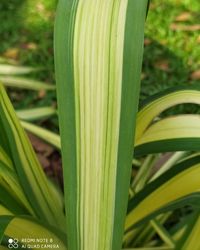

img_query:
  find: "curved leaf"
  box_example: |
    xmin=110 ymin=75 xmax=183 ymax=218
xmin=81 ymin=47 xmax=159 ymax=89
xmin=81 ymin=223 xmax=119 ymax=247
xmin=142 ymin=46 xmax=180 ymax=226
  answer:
xmin=135 ymin=115 xmax=200 ymax=156
xmin=136 ymin=85 xmax=200 ymax=143
xmin=1 ymin=216 xmax=67 ymax=250
xmin=0 ymin=84 xmax=65 ymax=230
xmin=126 ymin=156 xmax=200 ymax=231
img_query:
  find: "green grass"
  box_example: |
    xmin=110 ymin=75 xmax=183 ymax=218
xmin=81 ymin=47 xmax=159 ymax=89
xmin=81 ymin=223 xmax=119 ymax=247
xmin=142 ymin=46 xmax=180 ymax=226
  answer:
xmin=0 ymin=0 xmax=57 ymax=110
xmin=0 ymin=0 xmax=199 ymax=106
xmin=141 ymin=0 xmax=200 ymax=100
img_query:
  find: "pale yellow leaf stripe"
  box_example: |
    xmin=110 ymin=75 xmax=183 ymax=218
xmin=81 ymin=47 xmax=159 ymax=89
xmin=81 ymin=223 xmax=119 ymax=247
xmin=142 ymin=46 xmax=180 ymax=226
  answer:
xmin=182 ymin=215 xmax=200 ymax=250
xmin=21 ymin=121 xmax=61 ymax=149
xmin=4 ymin=218 xmax=66 ymax=250
xmin=0 ymin=84 xmax=64 ymax=229
xmin=0 ymin=64 xmax=37 ymax=75
xmin=0 ymin=163 xmax=34 ymax=215
xmin=73 ymin=1 xmax=128 ymax=249
xmin=0 ymin=206 xmax=66 ymax=250
xmin=17 ymin=107 xmax=56 ymax=121
xmin=135 ymin=115 xmax=200 ymax=146
xmin=136 ymin=90 xmax=200 ymax=143
xmin=0 ymin=146 xmax=13 ymax=170
xmin=125 ymin=163 xmax=200 ymax=230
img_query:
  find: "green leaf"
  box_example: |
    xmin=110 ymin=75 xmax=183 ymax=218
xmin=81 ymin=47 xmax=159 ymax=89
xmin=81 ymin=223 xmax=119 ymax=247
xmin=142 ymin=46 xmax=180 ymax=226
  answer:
xmin=126 ymin=155 xmax=200 ymax=231
xmin=1 ymin=216 xmax=67 ymax=250
xmin=135 ymin=85 xmax=200 ymax=156
xmin=0 ymin=185 xmax=28 ymax=215
xmin=0 ymin=84 xmax=65 ymax=230
xmin=0 ymin=76 xmax=55 ymax=91
xmin=136 ymin=85 xmax=200 ymax=142
xmin=0 ymin=147 xmax=13 ymax=170
xmin=0 ymin=246 xmax=9 ymax=249
xmin=21 ymin=121 xmax=61 ymax=149
xmin=17 ymin=107 xmax=57 ymax=121
xmin=0 ymin=64 xmax=38 ymax=75
xmin=54 ymin=0 xmax=148 ymax=249
xmin=136 ymin=115 xmax=200 ymax=146
xmin=135 ymin=115 xmax=200 ymax=156
xmin=0 ymin=161 xmax=34 ymax=214
xmin=124 ymin=248 xmax=173 ymax=250
xmin=180 ymin=212 xmax=200 ymax=250
xmin=0 ymin=216 xmax=13 ymax=244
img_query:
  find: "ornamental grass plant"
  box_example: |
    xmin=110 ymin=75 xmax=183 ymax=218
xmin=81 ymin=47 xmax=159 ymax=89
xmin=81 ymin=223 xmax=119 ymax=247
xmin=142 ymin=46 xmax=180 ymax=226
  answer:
xmin=0 ymin=1 xmax=200 ymax=250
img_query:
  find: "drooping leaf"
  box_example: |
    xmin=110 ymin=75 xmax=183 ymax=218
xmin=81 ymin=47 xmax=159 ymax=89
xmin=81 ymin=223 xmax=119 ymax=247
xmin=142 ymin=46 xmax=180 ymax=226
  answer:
xmin=0 ymin=84 xmax=65 ymax=230
xmin=136 ymin=85 xmax=200 ymax=140
xmin=135 ymin=115 xmax=200 ymax=156
xmin=126 ymin=156 xmax=200 ymax=231
xmin=135 ymin=86 xmax=200 ymax=156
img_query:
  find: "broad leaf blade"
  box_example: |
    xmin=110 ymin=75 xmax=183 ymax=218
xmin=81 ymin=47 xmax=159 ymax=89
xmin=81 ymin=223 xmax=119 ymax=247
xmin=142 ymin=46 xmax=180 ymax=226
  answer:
xmin=55 ymin=0 xmax=148 ymax=250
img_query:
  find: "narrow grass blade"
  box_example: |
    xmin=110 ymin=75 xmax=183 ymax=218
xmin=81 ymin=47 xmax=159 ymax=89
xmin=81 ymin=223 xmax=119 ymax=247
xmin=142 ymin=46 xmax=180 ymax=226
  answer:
xmin=150 ymin=152 xmax=187 ymax=181
xmin=0 ymin=185 xmax=29 ymax=215
xmin=181 ymin=213 xmax=200 ymax=250
xmin=0 ymin=64 xmax=38 ymax=75
xmin=150 ymin=219 xmax=175 ymax=248
xmin=0 ymin=147 xmax=13 ymax=170
xmin=0 ymin=76 xmax=55 ymax=91
xmin=21 ymin=121 xmax=61 ymax=149
xmin=0 ymin=161 xmax=34 ymax=215
xmin=17 ymin=107 xmax=57 ymax=121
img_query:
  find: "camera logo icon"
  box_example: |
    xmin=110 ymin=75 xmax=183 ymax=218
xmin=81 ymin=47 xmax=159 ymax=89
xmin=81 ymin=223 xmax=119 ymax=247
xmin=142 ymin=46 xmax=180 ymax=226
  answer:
xmin=8 ymin=238 xmax=19 ymax=248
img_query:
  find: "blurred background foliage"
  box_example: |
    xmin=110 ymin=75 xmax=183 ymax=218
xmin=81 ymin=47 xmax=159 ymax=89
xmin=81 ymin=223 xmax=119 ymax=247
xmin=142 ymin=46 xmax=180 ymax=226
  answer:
xmin=0 ymin=0 xmax=199 ymax=108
